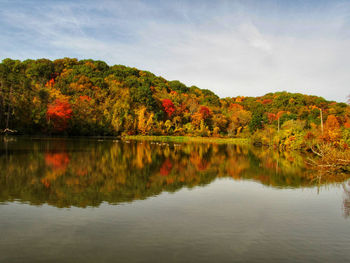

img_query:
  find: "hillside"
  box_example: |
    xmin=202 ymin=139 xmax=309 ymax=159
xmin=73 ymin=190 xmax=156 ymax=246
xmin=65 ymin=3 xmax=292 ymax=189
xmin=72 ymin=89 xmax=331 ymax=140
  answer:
xmin=0 ymin=58 xmax=349 ymax=149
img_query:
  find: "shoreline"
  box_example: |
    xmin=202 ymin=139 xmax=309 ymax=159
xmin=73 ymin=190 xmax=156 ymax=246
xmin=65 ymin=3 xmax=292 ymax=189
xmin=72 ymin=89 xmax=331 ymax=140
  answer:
xmin=1 ymin=134 xmax=250 ymax=145
xmin=122 ymin=135 xmax=250 ymax=145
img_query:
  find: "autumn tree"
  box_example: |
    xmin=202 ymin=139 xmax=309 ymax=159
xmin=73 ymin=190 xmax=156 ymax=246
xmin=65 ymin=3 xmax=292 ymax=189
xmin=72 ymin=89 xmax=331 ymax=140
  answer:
xmin=162 ymin=99 xmax=175 ymax=117
xmin=47 ymin=99 xmax=72 ymax=132
xmin=104 ymin=76 xmax=132 ymax=135
xmin=1 ymin=57 xmax=350 ymax=141
xmin=199 ymin=106 xmax=211 ymax=120
xmin=228 ymin=103 xmax=251 ymax=136
xmin=136 ymin=106 xmax=154 ymax=134
xmin=70 ymin=95 xmax=94 ymax=135
xmin=322 ymin=115 xmax=341 ymax=143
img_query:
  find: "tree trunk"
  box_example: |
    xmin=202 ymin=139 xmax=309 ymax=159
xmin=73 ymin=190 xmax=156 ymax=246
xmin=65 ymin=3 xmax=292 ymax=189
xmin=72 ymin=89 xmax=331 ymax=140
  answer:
xmin=320 ymin=109 xmax=323 ymax=135
xmin=5 ymin=86 xmax=12 ymax=129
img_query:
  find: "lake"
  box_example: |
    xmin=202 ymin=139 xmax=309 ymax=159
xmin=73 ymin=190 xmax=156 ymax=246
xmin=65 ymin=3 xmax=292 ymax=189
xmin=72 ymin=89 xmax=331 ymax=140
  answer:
xmin=0 ymin=137 xmax=349 ymax=262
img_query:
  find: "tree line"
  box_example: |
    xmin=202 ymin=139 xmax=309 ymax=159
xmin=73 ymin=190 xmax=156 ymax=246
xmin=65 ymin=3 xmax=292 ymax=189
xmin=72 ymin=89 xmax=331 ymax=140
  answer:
xmin=0 ymin=58 xmax=349 ymax=150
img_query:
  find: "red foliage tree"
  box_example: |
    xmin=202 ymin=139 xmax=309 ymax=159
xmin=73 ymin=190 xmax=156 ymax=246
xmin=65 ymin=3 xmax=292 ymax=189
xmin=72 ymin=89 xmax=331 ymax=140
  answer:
xmin=47 ymin=99 xmax=73 ymax=131
xmin=199 ymin=106 xmax=211 ymax=119
xmin=162 ymin=99 xmax=175 ymax=117
xmin=267 ymin=113 xmax=277 ymax=123
xmin=262 ymin=99 xmax=273 ymax=104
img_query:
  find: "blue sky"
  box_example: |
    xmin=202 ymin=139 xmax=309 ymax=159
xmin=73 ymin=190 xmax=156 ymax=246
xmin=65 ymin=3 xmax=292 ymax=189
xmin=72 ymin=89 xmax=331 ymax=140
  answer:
xmin=1 ymin=0 xmax=349 ymax=102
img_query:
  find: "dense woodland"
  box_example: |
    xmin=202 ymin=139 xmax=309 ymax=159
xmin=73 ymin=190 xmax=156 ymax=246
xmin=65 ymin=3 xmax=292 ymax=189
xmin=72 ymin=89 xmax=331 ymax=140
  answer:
xmin=0 ymin=58 xmax=349 ymax=151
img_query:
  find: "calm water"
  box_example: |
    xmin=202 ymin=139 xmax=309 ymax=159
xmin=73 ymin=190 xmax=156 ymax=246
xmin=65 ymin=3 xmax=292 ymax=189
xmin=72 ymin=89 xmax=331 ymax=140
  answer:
xmin=0 ymin=137 xmax=349 ymax=262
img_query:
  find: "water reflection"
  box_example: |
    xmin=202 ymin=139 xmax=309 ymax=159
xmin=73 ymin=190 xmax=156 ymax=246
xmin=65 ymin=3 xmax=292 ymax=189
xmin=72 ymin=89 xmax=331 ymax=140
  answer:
xmin=342 ymin=181 xmax=350 ymax=218
xmin=0 ymin=137 xmax=348 ymax=208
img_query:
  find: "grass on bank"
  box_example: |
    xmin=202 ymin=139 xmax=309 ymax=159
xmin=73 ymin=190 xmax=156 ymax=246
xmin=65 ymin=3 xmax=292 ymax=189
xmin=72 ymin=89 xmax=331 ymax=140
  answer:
xmin=122 ymin=135 xmax=250 ymax=145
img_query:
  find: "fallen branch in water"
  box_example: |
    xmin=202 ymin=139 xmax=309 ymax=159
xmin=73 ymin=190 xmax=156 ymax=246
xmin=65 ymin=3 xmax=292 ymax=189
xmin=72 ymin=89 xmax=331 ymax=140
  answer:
xmin=310 ymin=145 xmax=323 ymax=157
xmin=307 ymin=143 xmax=350 ymax=173
xmin=2 ymin=128 xmax=17 ymax=134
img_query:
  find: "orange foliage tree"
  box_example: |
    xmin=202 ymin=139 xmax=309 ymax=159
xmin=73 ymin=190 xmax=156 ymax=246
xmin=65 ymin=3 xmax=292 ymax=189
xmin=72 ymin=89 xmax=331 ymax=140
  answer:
xmin=191 ymin=106 xmax=212 ymax=128
xmin=267 ymin=113 xmax=277 ymax=124
xmin=45 ymin=78 xmax=55 ymax=88
xmin=322 ymin=115 xmax=341 ymax=142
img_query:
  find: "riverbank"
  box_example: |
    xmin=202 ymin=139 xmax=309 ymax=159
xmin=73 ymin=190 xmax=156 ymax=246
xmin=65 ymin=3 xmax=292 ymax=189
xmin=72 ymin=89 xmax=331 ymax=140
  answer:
xmin=122 ymin=135 xmax=250 ymax=145
xmin=1 ymin=134 xmax=250 ymax=145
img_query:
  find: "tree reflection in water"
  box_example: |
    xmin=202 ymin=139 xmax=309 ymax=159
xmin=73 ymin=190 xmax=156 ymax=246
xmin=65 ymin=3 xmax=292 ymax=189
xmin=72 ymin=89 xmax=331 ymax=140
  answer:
xmin=0 ymin=137 xmax=349 ymax=208
xmin=342 ymin=181 xmax=350 ymax=219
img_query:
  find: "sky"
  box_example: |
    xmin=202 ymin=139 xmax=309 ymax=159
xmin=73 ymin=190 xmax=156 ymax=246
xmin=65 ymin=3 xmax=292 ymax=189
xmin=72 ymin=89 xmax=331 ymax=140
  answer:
xmin=1 ymin=0 xmax=349 ymax=102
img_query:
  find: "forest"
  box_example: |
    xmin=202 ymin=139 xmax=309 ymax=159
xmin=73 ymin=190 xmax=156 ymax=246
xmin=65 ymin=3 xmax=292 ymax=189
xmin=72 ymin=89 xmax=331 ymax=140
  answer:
xmin=0 ymin=58 xmax=349 ymax=153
